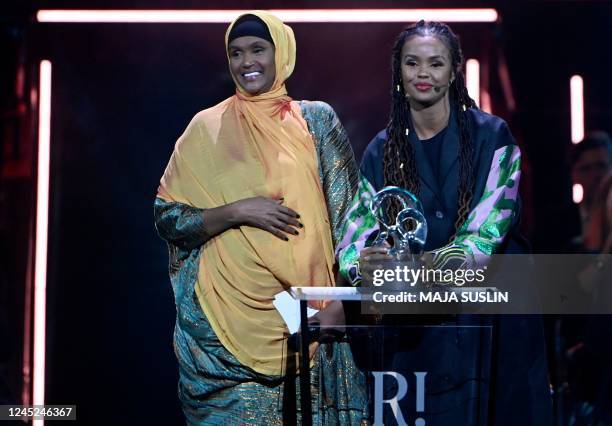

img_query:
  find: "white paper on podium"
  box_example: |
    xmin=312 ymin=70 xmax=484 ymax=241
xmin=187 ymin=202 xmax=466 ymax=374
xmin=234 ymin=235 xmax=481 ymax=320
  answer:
xmin=273 ymin=290 xmax=319 ymax=334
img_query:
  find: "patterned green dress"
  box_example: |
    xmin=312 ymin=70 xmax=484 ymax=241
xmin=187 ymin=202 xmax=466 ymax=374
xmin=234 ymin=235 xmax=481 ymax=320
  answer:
xmin=155 ymin=101 xmax=369 ymax=425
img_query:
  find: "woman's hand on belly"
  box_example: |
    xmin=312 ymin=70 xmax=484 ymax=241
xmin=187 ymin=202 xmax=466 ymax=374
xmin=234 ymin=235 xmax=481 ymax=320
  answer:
xmin=231 ymin=196 xmax=302 ymax=241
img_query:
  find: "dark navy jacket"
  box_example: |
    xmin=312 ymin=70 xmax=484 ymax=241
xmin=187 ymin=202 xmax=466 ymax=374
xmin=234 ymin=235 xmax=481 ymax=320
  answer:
xmin=361 ymin=107 xmax=522 ymax=251
xmin=360 ymin=108 xmax=552 ymax=425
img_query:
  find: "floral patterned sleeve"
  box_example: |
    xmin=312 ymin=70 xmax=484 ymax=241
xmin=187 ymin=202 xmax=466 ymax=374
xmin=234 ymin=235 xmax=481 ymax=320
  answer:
xmin=336 ymin=142 xmax=521 ymax=284
xmin=336 ymin=175 xmax=380 ymax=286
xmin=432 ymin=144 xmax=522 ymax=269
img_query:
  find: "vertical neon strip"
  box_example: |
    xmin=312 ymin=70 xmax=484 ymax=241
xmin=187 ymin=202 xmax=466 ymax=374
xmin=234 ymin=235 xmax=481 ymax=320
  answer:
xmin=22 ymin=232 xmax=33 ymax=407
xmin=570 ymin=75 xmax=584 ymax=144
xmin=466 ymin=59 xmax=480 ymax=107
xmin=33 ymin=60 xmax=51 ymax=426
xmin=572 ymin=183 xmax=584 ymax=204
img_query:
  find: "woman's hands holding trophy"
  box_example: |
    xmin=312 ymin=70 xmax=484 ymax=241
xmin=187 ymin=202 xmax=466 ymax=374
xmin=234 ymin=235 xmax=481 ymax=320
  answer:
xmin=360 ymin=186 xmax=430 ymax=284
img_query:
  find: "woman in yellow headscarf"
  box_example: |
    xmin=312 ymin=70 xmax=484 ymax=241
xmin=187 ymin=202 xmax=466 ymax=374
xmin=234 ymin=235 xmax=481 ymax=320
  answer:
xmin=154 ymin=11 xmax=368 ymax=425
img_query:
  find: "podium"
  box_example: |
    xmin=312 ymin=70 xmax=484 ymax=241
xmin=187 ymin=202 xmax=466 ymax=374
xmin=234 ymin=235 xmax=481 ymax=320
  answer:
xmin=290 ymin=287 xmax=496 ymax=426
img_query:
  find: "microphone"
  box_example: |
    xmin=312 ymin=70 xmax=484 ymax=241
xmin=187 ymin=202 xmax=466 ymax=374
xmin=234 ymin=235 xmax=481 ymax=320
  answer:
xmin=434 ymin=80 xmax=453 ymax=93
xmin=433 ymin=84 xmax=448 ymax=93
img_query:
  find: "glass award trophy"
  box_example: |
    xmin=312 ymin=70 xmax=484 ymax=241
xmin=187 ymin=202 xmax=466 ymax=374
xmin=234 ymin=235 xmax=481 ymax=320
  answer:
xmin=369 ymin=186 xmax=428 ymax=259
xmin=359 ymin=186 xmax=430 ymax=312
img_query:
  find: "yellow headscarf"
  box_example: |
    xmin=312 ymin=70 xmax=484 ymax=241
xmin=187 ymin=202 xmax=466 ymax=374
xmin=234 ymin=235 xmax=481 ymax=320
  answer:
xmin=157 ymin=11 xmax=335 ymax=375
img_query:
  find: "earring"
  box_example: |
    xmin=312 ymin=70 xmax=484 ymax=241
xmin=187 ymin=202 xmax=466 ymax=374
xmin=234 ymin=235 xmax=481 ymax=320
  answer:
xmin=396 ymin=84 xmax=401 ymax=92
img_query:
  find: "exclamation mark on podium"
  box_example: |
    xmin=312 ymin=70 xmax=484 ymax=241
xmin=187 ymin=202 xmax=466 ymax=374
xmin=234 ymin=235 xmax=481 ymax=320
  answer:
xmin=414 ymin=372 xmax=427 ymax=425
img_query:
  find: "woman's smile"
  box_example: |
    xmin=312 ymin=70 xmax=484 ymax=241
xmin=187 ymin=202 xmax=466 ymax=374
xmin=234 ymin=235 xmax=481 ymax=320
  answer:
xmin=243 ymin=71 xmax=262 ymax=81
xmin=414 ymin=82 xmax=433 ymax=91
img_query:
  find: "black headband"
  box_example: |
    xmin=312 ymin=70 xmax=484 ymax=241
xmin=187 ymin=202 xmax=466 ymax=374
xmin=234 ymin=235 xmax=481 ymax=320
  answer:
xmin=228 ymin=15 xmax=274 ymax=45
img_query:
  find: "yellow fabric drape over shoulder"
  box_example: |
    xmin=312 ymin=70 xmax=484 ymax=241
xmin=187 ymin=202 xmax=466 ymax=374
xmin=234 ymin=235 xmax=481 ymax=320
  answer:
xmin=157 ymin=11 xmax=335 ymax=375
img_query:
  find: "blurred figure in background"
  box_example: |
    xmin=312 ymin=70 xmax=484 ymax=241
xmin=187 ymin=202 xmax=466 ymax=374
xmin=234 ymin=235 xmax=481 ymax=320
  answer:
xmin=567 ymin=172 xmax=612 ymax=426
xmin=569 ymin=131 xmax=612 ymax=251
xmin=561 ymin=132 xmax=612 ymax=425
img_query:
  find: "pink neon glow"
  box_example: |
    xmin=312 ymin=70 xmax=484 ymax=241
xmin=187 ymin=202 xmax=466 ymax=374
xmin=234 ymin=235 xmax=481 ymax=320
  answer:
xmin=570 ymin=75 xmax=584 ymax=144
xmin=466 ymin=59 xmax=480 ymax=108
xmin=36 ymin=9 xmax=498 ymax=23
xmin=573 ymin=183 xmax=584 ymax=204
xmin=480 ymin=89 xmax=492 ymax=114
xmin=22 ymin=232 xmax=33 ymax=407
xmin=33 ymin=60 xmax=52 ymax=426
xmin=498 ymin=52 xmax=516 ymax=113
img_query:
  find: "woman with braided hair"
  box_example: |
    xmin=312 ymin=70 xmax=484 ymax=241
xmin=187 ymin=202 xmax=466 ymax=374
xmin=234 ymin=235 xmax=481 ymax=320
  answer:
xmin=338 ymin=20 xmax=521 ymax=279
xmin=336 ymin=21 xmax=552 ymax=425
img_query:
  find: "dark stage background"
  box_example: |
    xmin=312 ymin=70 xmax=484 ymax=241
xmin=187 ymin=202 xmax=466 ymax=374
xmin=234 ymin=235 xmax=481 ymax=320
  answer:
xmin=1 ymin=1 xmax=612 ymax=424
xmin=41 ymin=21 xmax=433 ymax=425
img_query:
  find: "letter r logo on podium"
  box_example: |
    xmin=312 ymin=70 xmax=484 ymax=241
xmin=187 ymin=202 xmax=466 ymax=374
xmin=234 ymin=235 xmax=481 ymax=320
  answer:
xmin=372 ymin=371 xmax=427 ymax=426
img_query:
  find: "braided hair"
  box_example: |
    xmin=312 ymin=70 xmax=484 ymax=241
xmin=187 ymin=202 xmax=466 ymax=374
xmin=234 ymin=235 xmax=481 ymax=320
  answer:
xmin=383 ymin=20 xmax=477 ymax=233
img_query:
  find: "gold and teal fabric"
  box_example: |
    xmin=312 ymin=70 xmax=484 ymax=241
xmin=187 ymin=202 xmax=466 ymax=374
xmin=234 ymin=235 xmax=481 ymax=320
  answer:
xmin=155 ymin=100 xmax=366 ymax=425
